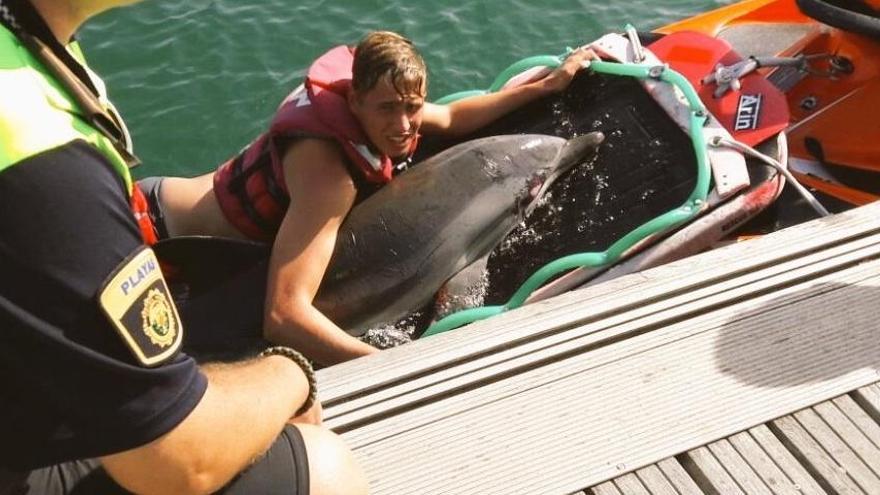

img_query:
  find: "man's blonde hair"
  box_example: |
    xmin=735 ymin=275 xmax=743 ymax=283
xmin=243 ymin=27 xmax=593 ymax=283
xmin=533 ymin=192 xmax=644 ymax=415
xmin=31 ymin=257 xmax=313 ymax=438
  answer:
xmin=352 ymin=31 xmax=427 ymax=97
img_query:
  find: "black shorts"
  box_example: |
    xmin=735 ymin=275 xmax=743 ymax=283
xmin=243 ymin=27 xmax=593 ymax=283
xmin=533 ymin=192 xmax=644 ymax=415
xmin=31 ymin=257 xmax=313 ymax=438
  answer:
xmin=0 ymin=425 xmax=309 ymax=495
xmin=137 ymin=176 xmax=170 ymax=240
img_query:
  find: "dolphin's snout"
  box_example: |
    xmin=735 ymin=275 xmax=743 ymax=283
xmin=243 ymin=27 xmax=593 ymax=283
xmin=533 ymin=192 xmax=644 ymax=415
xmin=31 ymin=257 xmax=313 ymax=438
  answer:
xmin=518 ymin=131 xmax=604 ymax=218
xmin=561 ymin=131 xmax=604 ymax=167
xmin=584 ymin=131 xmax=605 ymax=146
xmin=547 ymin=131 xmax=604 ymax=180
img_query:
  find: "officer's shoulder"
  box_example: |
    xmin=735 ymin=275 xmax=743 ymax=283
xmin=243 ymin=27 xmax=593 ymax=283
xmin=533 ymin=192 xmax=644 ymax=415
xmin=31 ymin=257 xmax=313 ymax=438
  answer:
xmin=0 ymin=36 xmax=82 ymax=170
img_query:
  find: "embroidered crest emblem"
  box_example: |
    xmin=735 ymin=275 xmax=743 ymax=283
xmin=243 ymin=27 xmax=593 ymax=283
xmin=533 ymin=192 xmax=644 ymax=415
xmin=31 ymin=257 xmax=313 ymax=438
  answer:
xmin=141 ymin=289 xmax=177 ymax=348
xmin=99 ymin=247 xmax=183 ymax=367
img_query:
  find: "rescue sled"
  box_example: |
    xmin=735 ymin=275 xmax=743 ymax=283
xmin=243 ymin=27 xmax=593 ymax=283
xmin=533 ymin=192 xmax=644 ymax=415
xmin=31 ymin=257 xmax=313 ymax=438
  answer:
xmin=425 ymin=0 xmax=880 ymax=333
xmin=422 ymin=29 xmax=791 ymax=332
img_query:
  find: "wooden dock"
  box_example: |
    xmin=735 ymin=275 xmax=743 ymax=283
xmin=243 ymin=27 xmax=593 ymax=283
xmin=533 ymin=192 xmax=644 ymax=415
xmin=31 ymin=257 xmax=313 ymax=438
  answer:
xmin=317 ymin=201 xmax=880 ymax=494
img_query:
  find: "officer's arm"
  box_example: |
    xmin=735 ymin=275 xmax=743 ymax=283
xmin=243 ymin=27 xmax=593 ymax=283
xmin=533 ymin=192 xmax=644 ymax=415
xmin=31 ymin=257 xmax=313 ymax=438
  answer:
xmin=100 ymin=355 xmax=309 ymax=495
xmin=262 ymin=138 xmax=378 ymax=365
xmin=421 ymin=47 xmax=596 ymax=136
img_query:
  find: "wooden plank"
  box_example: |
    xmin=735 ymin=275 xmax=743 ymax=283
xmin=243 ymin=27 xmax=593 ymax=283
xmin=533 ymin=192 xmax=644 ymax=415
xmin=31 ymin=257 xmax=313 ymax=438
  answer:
xmin=318 ymin=202 xmax=880 ymax=407
xmin=748 ymin=424 xmax=828 ymax=495
xmin=793 ymin=408 xmax=880 ymax=492
xmin=315 ymin=205 xmax=880 ymax=495
xmin=634 ymin=464 xmax=680 ymax=495
xmin=613 ymin=473 xmax=652 ymax=495
xmin=771 ymin=415 xmax=864 ymax=494
xmin=592 ymin=482 xmax=623 ymax=495
xmin=326 ymin=239 xmax=880 ymax=431
xmin=323 ymin=230 xmax=880 ymax=417
xmin=727 ymin=430 xmax=806 ymax=495
xmin=681 ymin=446 xmax=745 ymax=494
xmin=657 ymin=458 xmax=704 ymax=495
xmin=814 ymin=400 xmax=880 ymax=476
xmin=853 ymin=385 xmax=880 ymax=422
xmin=835 ymin=394 xmax=880 ymax=449
xmin=345 ymin=263 xmax=880 ymax=450
xmin=344 ymin=266 xmax=880 ymax=495
xmin=707 ymin=439 xmax=772 ymax=494
xmin=322 ymin=231 xmax=880 ymax=429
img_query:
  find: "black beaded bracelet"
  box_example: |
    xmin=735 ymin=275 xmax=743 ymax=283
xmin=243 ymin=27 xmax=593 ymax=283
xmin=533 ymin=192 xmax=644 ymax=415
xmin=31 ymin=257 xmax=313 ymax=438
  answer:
xmin=259 ymin=346 xmax=317 ymax=417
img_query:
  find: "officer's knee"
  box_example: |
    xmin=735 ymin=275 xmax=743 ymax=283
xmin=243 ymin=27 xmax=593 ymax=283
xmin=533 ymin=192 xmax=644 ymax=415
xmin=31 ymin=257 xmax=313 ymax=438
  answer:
xmin=295 ymin=424 xmax=369 ymax=495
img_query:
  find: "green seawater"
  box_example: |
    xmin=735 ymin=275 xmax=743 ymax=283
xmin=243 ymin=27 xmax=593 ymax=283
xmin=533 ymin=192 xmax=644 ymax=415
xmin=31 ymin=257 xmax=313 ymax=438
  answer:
xmin=81 ymin=0 xmax=731 ymax=177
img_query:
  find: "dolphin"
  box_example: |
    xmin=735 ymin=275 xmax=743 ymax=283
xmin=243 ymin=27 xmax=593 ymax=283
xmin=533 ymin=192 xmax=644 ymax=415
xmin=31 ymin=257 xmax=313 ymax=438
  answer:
xmin=314 ymin=132 xmax=604 ymax=335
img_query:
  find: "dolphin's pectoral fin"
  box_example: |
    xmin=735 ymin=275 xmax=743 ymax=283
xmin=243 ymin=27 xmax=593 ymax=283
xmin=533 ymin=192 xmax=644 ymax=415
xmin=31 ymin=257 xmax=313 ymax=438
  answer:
xmin=433 ymin=254 xmax=491 ymax=321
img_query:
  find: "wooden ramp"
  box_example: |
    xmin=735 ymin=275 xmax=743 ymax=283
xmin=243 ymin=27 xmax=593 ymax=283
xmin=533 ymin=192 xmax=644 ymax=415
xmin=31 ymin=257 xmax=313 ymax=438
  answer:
xmin=588 ymin=384 xmax=880 ymax=495
xmin=317 ymin=201 xmax=880 ymax=495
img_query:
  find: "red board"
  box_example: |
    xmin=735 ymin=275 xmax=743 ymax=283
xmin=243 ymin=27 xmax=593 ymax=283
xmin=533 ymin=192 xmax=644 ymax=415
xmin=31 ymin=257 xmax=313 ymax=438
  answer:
xmin=649 ymin=31 xmax=789 ymax=146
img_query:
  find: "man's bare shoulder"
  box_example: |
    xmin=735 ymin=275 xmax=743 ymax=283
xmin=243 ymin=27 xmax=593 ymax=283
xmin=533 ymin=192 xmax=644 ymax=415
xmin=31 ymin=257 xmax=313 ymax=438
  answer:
xmin=281 ymin=137 xmax=355 ymax=193
xmin=283 ymin=137 xmax=347 ymax=166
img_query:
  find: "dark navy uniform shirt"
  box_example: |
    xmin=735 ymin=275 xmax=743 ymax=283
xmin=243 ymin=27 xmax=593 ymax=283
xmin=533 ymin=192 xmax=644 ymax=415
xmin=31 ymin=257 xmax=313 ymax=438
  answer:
xmin=0 ymin=141 xmax=207 ymax=470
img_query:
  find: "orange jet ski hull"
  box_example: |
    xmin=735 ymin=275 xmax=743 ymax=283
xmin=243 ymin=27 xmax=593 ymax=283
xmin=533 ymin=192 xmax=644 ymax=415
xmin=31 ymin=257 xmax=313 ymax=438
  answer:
xmin=658 ymin=0 xmax=880 ymax=205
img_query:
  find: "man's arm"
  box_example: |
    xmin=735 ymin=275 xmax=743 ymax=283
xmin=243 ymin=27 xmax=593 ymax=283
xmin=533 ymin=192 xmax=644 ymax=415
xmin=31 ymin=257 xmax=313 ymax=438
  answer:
xmin=262 ymin=139 xmax=378 ymax=365
xmin=421 ymin=47 xmax=597 ymax=136
xmin=101 ymin=355 xmax=312 ymax=495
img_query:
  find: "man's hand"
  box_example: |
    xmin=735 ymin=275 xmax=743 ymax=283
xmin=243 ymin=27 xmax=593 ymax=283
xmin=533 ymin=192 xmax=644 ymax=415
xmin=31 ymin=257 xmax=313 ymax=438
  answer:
xmin=540 ymin=46 xmax=600 ymax=94
xmin=421 ymin=45 xmax=600 ymax=137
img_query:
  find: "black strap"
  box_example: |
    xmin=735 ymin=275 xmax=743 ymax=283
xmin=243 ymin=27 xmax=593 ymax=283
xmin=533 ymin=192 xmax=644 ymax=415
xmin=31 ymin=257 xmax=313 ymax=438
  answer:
xmin=263 ymin=163 xmax=289 ymax=208
xmin=796 ymin=0 xmax=880 ymax=39
xmin=227 ymin=152 xmax=278 ymax=235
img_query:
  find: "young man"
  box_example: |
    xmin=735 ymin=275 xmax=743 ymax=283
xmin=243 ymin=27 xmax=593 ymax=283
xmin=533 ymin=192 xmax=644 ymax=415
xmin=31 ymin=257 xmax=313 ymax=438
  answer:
xmin=149 ymin=31 xmax=597 ymax=366
xmin=0 ymin=0 xmax=367 ymax=493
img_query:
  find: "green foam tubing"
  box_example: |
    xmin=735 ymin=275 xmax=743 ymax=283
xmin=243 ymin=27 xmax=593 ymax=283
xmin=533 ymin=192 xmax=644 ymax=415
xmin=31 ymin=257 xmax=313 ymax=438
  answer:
xmin=434 ymin=55 xmax=564 ymax=104
xmin=423 ymin=56 xmax=711 ymax=337
xmin=434 ymin=89 xmax=487 ymax=105
xmin=488 ymin=55 xmax=563 ymax=92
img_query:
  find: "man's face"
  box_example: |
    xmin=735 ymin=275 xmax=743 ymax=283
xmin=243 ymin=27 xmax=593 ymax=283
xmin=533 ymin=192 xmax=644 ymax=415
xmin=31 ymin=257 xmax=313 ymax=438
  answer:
xmin=348 ymin=76 xmax=425 ymax=159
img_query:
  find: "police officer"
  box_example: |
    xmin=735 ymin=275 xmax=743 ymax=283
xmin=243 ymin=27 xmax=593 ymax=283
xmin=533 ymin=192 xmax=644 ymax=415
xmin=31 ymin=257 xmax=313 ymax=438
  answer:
xmin=0 ymin=0 xmax=368 ymax=493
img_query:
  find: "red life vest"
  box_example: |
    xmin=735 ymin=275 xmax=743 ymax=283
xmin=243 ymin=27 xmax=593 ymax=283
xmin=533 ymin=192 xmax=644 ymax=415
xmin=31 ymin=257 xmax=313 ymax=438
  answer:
xmin=212 ymin=45 xmax=417 ymax=241
xmin=131 ymin=183 xmax=159 ymax=246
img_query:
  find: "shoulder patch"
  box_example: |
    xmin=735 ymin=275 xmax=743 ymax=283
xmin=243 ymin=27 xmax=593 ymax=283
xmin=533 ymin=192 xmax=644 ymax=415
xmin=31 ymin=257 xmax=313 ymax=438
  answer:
xmin=98 ymin=247 xmax=183 ymax=367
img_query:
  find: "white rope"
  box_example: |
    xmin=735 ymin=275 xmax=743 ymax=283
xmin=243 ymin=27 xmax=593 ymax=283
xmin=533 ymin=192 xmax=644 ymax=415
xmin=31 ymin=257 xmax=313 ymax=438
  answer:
xmin=710 ymin=135 xmax=831 ymax=217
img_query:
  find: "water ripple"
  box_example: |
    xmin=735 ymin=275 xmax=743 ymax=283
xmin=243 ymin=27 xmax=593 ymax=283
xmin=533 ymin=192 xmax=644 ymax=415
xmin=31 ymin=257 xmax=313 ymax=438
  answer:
xmin=82 ymin=0 xmax=731 ymax=176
